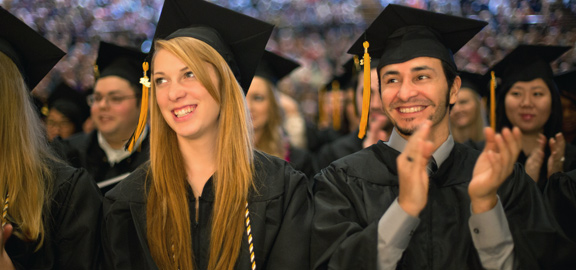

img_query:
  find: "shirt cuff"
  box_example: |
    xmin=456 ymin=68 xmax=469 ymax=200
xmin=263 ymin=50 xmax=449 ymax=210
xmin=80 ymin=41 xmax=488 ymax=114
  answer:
xmin=468 ymin=197 xmax=513 ymax=250
xmin=378 ymin=198 xmax=420 ymax=250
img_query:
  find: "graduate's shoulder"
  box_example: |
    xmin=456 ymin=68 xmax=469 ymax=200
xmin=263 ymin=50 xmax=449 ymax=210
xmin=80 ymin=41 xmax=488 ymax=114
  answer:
xmin=251 ymin=151 xmax=308 ymax=202
xmin=104 ymin=162 xmax=149 ymax=204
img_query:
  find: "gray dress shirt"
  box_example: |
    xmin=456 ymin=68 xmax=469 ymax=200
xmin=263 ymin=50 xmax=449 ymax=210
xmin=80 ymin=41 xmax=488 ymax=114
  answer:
xmin=377 ymin=129 xmax=514 ymax=270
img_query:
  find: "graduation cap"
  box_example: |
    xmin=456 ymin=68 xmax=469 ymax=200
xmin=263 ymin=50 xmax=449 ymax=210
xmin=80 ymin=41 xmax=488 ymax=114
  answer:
xmin=152 ymin=0 xmax=273 ymax=92
xmin=347 ymin=4 xmax=487 ymax=70
xmin=126 ymin=0 xmax=273 ymax=151
xmin=255 ymin=51 xmax=300 ymax=85
xmin=459 ymin=71 xmax=488 ymax=98
xmin=47 ymin=83 xmax=90 ymax=131
xmin=0 ymin=6 xmax=65 ymax=90
xmin=347 ymin=4 xmax=487 ymax=138
xmin=555 ymin=69 xmax=576 ymax=96
xmin=489 ymin=45 xmax=570 ymax=89
xmin=95 ymin=41 xmax=146 ymax=87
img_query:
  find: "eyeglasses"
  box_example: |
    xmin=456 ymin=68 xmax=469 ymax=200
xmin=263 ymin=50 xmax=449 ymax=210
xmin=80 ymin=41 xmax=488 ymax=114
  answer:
xmin=87 ymin=94 xmax=137 ymax=106
xmin=46 ymin=119 xmax=74 ymax=129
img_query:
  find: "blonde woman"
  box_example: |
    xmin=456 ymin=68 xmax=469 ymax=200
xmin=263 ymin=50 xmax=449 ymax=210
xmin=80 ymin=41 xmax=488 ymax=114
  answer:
xmin=450 ymin=71 xmax=487 ymax=143
xmin=247 ymin=51 xmax=316 ymax=177
xmin=101 ymin=1 xmax=312 ymax=269
xmin=0 ymin=7 xmax=101 ymax=270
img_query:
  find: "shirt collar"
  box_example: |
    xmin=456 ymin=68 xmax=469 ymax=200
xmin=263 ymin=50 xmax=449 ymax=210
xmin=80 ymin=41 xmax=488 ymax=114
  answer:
xmin=97 ymin=125 xmax=149 ymax=166
xmin=385 ymin=128 xmax=454 ymax=168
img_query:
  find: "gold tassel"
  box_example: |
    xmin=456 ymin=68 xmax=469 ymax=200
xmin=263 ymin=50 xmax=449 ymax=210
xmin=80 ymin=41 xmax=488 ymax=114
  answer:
xmin=126 ymin=62 xmax=150 ymax=152
xmin=94 ymin=65 xmax=100 ymax=80
xmin=358 ymin=41 xmax=370 ymax=139
xmin=332 ymin=80 xmax=341 ymax=131
xmin=490 ymin=71 xmax=496 ymax=130
xmin=2 ymin=193 xmax=9 ymax=227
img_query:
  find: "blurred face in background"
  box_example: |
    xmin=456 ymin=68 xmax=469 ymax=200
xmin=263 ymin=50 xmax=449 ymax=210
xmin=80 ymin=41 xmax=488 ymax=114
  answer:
xmin=247 ymin=77 xmax=272 ymax=133
xmin=91 ymin=76 xmax=140 ymax=140
xmin=46 ymin=109 xmax=76 ymax=140
xmin=450 ymin=88 xmax=480 ymax=128
xmin=504 ymin=78 xmax=552 ymax=135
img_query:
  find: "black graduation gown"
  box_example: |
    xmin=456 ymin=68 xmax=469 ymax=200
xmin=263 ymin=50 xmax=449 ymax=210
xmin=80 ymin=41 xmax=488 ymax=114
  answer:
xmin=544 ymin=169 xmax=576 ymax=243
xmin=311 ymin=141 xmax=576 ymax=270
xmin=313 ymin=129 xmax=363 ymax=172
xmin=5 ymin=161 xmax=102 ymax=270
xmin=101 ymin=151 xmax=312 ymax=270
xmin=52 ymin=130 xmax=150 ymax=194
xmin=517 ymin=143 xmax=576 ymax=190
xmin=305 ymin=122 xmax=344 ymax=153
xmin=288 ymin=144 xmax=317 ymax=178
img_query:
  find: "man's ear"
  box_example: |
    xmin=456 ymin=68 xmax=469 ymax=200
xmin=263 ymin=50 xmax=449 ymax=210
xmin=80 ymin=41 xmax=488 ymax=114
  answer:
xmin=449 ymin=75 xmax=461 ymax=105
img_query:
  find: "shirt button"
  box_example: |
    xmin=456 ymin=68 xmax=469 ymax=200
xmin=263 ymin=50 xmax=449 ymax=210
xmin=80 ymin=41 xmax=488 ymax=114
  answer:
xmin=473 ymin=228 xmax=480 ymax=234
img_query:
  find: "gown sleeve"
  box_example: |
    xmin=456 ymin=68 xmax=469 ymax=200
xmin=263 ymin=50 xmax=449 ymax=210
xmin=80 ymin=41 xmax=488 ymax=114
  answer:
xmin=100 ymin=167 xmax=158 ymax=270
xmin=543 ymin=169 xmax=576 ymax=243
xmin=498 ymin=164 xmax=576 ymax=269
xmin=263 ymin=162 xmax=314 ymax=270
xmin=311 ymin=164 xmax=380 ymax=270
xmin=50 ymin=165 xmax=102 ymax=270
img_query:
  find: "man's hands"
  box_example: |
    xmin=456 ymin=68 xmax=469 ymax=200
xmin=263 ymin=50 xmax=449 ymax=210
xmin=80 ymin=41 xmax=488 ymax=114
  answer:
xmin=469 ymin=127 xmax=522 ymax=214
xmin=397 ymin=121 xmax=434 ymax=217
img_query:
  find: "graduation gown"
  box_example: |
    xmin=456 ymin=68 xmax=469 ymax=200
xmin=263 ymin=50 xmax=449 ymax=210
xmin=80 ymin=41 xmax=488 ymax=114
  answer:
xmin=101 ymin=151 xmax=312 ymax=270
xmin=288 ymin=144 xmax=317 ymax=178
xmin=520 ymin=143 xmax=576 ymax=190
xmin=312 ymin=141 xmax=576 ymax=270
xmin=52 ymin=130 xmax=150 ymax=193
xmin=544 ymin=169 xmax=576 ymax=243
xmin=313 ymin=129 xmax=363 ymax=172
xmin=5 ymin=161 xmax=102 ymax=270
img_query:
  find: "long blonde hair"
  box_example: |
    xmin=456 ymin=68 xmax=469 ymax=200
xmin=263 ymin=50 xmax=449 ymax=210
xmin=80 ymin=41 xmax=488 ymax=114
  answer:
xmin=254 ymin=78 xmax=286 ymax=158
xmin=0 ymin=52 xmax=53 ymax=247
xmin=146 ymin=37 xmax=255 ymax=270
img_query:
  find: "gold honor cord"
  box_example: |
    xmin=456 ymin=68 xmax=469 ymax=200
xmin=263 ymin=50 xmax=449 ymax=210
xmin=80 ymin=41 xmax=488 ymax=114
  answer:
xmin=126 ymin=62 xmax=151 ymax=152
xmin=2 ymin=194 xmax=9 ymax=227
xmin=358 ymin=41 xmax=370 ymax=139
xmin=490 ymin=71 xmax=496 ymax=130
xmin=245 ymin=202 xmax=256 ymax=270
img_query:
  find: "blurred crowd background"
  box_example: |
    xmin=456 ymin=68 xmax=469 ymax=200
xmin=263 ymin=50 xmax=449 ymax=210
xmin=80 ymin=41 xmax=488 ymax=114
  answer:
xmin=3 ymin=0 xmax=576 ymax=124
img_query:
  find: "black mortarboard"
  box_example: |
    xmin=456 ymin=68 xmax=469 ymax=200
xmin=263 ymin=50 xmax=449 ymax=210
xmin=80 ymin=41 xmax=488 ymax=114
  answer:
xmin=255 ymin=51 xmax=300 ymax=85
xmin=555 ymin=69 xmax=576 ymax=96
xmin=47 ymin=83 xmax=90 ymax=131
xmin=152 ymin=0 xmax=274 ymax=92
xmin=0 ymin=6 xmax=65 ymax=90
xmin=489 ymin=45 xmax=570 ymax=88
xmin=95 ymin=41 xmax=146 ymax=87
xmin=347 ymin=4 xmax=487 ymax=70
xmin=459 ymin=71 xmax=488 ymax=97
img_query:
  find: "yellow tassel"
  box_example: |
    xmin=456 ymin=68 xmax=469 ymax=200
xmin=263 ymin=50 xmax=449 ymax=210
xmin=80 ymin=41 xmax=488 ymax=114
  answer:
xmin=2 ymin=194 xmax=9 ymax=226
xmin=126 ymin=62 xmax=150 ymax=152
xmin=358 ymin=41 xmax=370 ymax=139
xmin=332 ymin=80 xmax=341 ymax=131
xmin=93 ymin=65 xmax=100 ymax=80
xmin=490 ymin=71 xmax=496 ymax=130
